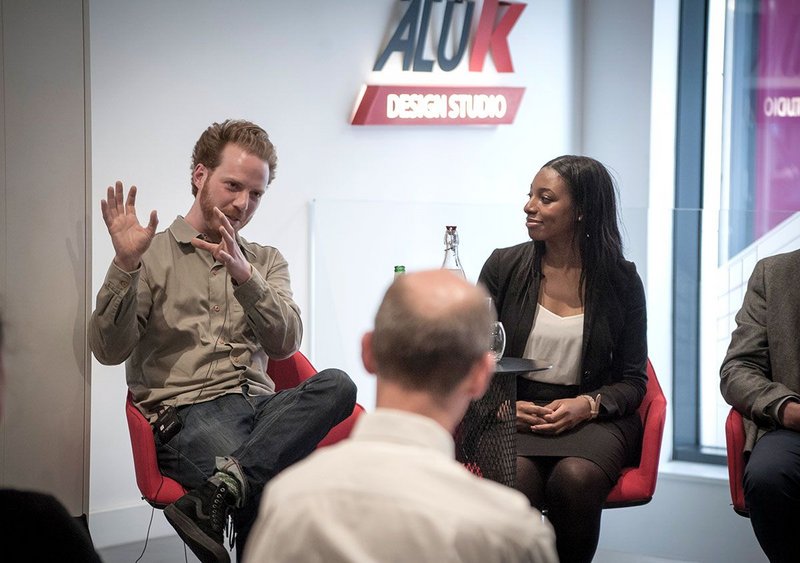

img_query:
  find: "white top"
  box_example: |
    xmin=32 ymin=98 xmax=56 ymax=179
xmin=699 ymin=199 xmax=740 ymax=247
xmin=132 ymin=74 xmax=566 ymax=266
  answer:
xmin=244 ymin=409 xmax=557 ymax=563
xmin=523 ymin=303 xmax=584 ymax=385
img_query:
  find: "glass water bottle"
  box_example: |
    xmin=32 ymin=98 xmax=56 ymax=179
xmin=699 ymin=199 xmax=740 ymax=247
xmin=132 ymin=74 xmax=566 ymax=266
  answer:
xmin=441 ymin=226 xmax=466 ymax=279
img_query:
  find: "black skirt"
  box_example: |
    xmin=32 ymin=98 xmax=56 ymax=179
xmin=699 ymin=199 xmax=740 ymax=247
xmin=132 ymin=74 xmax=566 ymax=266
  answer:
xmin=516 ymin=379 xmax=642 ymax=482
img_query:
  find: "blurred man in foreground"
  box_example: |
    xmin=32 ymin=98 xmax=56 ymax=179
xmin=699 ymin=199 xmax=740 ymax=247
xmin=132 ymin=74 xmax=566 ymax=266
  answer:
xmin=245 ymin=270 xmax=557 ymax=562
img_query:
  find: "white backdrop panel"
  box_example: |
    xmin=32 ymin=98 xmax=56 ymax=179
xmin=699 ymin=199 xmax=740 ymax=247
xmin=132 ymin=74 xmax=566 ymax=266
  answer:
xmin=310 ymin=198 xmax=527 ymax=410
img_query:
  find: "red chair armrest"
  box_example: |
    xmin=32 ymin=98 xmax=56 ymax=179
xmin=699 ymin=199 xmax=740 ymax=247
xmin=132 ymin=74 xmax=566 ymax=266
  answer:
xmin=267 ymin=351 xmax=317 ymax=390
xmin=725 ymin=408 xmax=748 ymax=515
xmin=604 ymin=359 xmax=667 ymax=507
xmin=124 ymin=392 xmax=186 ymax=507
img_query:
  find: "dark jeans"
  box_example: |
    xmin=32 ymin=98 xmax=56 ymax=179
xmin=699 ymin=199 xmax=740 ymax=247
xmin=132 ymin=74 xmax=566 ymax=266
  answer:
xmin=744 ymin=428 xmax=800 ymax=563
xmin=156 ymin=368 xmax=356 ymax=555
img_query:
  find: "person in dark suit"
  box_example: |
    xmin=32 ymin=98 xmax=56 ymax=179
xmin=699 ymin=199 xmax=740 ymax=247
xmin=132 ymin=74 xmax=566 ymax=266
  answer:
xmin=0 ymin=315 xmax=103 ymax=562
xmin=720 ymin=249 xmax=800 ymax=563
xmin=478 ymin=155 xmax=648 ymax=563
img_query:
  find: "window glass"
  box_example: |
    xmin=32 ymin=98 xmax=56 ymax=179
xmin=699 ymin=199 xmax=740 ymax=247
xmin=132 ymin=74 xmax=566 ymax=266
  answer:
xmin=700 ymin=0 xmax=800 ymax=451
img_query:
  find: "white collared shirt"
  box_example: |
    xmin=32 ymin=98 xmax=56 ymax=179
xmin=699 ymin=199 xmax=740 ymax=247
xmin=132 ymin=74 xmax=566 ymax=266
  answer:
xmin=245 ymin=409 xmax=557 ymax=563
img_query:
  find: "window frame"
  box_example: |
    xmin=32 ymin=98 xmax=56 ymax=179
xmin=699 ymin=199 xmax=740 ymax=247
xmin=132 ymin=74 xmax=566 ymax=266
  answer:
xmin=671 ymin=0 xmax=727 ymax=465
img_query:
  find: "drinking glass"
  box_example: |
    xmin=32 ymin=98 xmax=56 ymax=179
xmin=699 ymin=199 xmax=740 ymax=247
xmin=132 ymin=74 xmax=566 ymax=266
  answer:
xmin=489 ymin=320 xmax=506 ymax=362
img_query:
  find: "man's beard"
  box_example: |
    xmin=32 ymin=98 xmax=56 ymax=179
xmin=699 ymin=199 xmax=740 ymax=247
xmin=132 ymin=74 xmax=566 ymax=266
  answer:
xmin=199 ymin=180 xmax=225 ymax=242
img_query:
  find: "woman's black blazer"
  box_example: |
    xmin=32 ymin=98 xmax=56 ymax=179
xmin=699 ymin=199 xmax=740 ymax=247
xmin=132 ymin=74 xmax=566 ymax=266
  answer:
xmin=478 ymin=241 xmax=648 ymax=419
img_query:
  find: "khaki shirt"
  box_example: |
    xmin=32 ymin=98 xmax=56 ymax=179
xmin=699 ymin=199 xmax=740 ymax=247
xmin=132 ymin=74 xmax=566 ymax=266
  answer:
xmin=89 ymin=217 xmax=302 ymax=418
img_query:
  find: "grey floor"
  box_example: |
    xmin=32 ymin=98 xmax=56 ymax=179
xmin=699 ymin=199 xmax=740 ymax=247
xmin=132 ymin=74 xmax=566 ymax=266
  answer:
xmin=97 ymin=533 xmax=695 ymax=563
xmin=98 ymin=534 xmax=210 ymax=563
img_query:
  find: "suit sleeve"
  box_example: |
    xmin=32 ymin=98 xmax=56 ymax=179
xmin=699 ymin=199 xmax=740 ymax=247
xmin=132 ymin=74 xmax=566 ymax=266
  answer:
xmin=593 ymin=264 xmax=648 ymax=419
xmin=477 ymin=249 xmax=501 ymax=303
xmin=481 ymin=248 xmax=647 ymax=418
xmin=720 ymin=259 xmax=800 ymax=428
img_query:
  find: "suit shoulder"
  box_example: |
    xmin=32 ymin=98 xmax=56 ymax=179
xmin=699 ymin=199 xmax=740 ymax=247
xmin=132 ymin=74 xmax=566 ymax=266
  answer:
xmin=606 ymin=259 xmax=645 ymax=305
xmin=489 ymin=241 xmax=535 ymax=262
xmin=614 ymin=258 xmax=642 ymax=282
xmin=759 ymin=249 xmax=800 ymax=274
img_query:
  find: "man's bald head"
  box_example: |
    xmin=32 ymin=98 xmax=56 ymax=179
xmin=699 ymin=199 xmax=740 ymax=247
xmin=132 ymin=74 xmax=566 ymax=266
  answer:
xmin=370 ymin=270 xmax=494 ymax=398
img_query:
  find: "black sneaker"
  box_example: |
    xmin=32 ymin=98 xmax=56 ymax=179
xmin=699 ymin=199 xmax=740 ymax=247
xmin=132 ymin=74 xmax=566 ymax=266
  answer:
xmin=164 ymin=477 xmax=235 ymax=563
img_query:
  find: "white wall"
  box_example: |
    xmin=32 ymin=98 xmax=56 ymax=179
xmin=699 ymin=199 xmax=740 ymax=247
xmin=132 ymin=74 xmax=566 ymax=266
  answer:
xmin=87 ymin=2 xmax=767 ymax=561
xmin=580 ymin=0 xmax=654 ymax=278
xmin=88 ymin=0 xmax=577 ymax=547
xmin=0 ymin=0 xmax=91 ymax=517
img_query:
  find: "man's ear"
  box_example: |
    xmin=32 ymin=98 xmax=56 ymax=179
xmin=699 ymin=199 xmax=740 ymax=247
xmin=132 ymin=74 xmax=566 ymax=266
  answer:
xmin=361 ymin=332 xmax=377 ymax=374
xmin=465 ymin=353 xmax=494 ymax=400
xmin=192 ymin=163 xmax=208 ymax=194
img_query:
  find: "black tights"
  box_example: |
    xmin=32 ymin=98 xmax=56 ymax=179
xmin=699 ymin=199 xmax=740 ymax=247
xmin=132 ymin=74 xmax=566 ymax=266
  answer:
xmin=516 ymin=456 xmax=614 ymax=563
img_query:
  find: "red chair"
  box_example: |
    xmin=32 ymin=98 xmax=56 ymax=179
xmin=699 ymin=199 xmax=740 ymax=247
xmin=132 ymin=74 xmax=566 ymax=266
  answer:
xmin=125 ymin=393 xmax=187 ymax=507
xmin=125 ymin=351 xmax=365 ymax=508
xmin=725 ymin=407 xmax=749 ymax=516
xmin=603 ymin=359 xmax=667 ymax=508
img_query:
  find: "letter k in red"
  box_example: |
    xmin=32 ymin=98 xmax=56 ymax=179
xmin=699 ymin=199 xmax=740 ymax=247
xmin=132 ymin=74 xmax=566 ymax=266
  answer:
xmin=469 ymin=0 xmax=526 ymax=73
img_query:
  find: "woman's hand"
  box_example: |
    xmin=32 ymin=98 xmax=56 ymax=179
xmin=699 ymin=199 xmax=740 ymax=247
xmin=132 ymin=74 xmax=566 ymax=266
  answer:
xmin=528 ymin=397 xmax=593 ymax=435
xmin=516 ymin=401 xmax=554 ymax=433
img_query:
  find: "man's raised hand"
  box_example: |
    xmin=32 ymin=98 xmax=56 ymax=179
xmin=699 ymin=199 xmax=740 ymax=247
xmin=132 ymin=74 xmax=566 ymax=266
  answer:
xmin=101 ymin=181 xmax=158 ymax=272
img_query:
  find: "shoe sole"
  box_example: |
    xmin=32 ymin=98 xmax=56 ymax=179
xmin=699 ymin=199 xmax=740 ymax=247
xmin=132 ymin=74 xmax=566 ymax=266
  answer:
xmin=164 ymin=503 xmax=230 ymax=563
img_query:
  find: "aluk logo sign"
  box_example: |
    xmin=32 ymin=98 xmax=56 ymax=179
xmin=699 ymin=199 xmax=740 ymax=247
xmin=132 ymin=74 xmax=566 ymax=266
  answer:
xmin=352 ymin=0 xmax=526 ymax=126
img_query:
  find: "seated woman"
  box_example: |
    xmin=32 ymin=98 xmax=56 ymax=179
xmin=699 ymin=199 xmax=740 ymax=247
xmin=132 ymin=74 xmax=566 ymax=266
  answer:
xmin=478 ymin=155 xmax=647 ymax=563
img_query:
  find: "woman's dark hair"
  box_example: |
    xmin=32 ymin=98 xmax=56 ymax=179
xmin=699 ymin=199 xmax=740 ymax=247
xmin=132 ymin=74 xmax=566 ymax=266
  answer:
xmin=535 ymin=155 xmax=624 ymax=299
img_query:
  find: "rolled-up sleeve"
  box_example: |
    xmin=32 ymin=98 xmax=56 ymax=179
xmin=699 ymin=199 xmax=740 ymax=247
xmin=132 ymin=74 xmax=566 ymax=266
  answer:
xmin=234 ymin=249 xmax=302 ymax=360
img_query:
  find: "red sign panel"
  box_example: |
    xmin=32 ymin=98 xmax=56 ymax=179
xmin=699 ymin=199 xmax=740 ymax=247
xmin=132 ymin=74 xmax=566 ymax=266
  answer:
xmin=352 ymin=85 xmax=525 ymax=126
